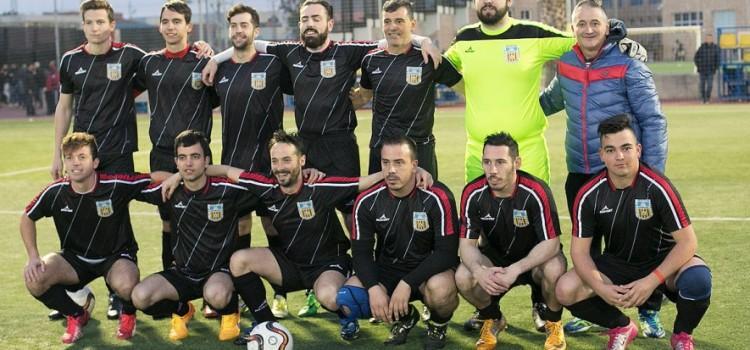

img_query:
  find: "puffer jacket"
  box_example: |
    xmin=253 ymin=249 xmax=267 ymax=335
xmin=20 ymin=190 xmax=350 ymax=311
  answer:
xmin=540 ymin=42 xmax=667 ymax=174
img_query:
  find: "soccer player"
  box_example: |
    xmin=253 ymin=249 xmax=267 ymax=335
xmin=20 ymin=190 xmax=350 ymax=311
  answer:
xmin=538 ymin=0 xmax=668 ymax=337
xmin=22 ymin=132 xmax=167 ymax=343
xmin=336 ymin=136 xmax=459 ymax=349
xmin=351 ymin=0 xmax=462 ymax=179
xmin=50 ymin=0 xmax=147 ymax=320
xmin=136 ymin=1 xmax=218 ymax=296
xmin=130 ymin=130 xmax=260 ymax=342
xmin=455 ymin=132 xmax=567 ymax=350
xmin=555 ymin=115 xmax=712 ymax=350
xmin=444 ymin=0 xmax=643 ymax=184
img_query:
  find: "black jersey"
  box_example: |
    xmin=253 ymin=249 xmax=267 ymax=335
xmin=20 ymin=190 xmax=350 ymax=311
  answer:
xmin=460 ymin=171 xmax=560 ymax=264
xmin=351 ymin=181 xmax=459 ymax=289
xmin=236 ymin=172 xmax=359 ymax=265
xmin=266 ymin=41 xmax=375 ymax=137
xmin=572 ymin=164 xmax=691 ymax=268
xmin=138 ymin=177 xmax=259 ymax=278
xmin=360 ymin=48 xmax=461 ymax=148
xmin=59 ymin=42 xmax=145 ymax=155
xmin=25 ymin=173 xmax=151 ymax=259
xmin=214 ymin=54 xmax=286 ymax=172
xmin=137 ymin=45 xmax=217 ymax=150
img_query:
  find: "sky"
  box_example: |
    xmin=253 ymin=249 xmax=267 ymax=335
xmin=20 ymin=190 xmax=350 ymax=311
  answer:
xmin=0 ymin=0 xmax=274 ymax=19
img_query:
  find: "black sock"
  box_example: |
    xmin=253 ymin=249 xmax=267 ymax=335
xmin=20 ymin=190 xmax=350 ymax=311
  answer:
xmin=233 ymin=272 xmax=275 ymax=323
xmin=530 ymin=283 xmax=544 ymax=304
xmin=538 ymin=303 xmax=563 ymax=322
xmin=161 ymin=231 xmax=173 ymax=270
xmin=674 ymin=297 xmax=710 ymax=335
xmin=272 ymin=284 xmax=287 ymax=299
xmin=430 ymin=310 xmax=452 ymax=324
xmin=477 ymin=301 xmax=502 ymax=320
xmin=120 ymin=298 xmax=137 ymax=315
xmin=34 ymin=285 xmax=83 ymax=317
xmin=235 ymin=234 xmax=251 ymax=253
xmin=142 ymin=299 xmax=179 ymax=316
xmin=639 ymin=289 xmax=663 ymax=312
xmin=567 ymin=297 xmax=629 ymax=329
xmin=210 ymin=293 xmax=239 ymax=316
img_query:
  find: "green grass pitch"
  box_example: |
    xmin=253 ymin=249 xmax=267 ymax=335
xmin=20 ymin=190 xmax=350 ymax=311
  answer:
xmin=0 ymin=103 xmax=747 ymax=349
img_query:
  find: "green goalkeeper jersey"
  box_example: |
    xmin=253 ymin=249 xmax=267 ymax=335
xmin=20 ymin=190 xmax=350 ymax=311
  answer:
xmin=445 ymin=18 xmax=574 ymax=183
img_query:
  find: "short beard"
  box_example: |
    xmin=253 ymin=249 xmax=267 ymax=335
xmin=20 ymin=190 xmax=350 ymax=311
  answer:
xmin=477 ymin=4 xmax=508 ymax=26
xmin=301 ymin=30 xmax=328 ymax=49
xmin=232 ymin=39 xmax=249 ymax=50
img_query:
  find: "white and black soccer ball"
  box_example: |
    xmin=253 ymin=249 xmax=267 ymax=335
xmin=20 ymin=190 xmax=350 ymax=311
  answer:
xmin=246 ymin=321 xmax=293 ymax=350
xmin=66 ymin=286 xmax=96 ymax=314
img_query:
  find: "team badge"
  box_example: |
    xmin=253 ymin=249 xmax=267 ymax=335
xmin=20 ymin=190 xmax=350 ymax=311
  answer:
xmin=413 ymin=212 xmax=429 ymax=232
xmin=106 ymin=63 xmax=121 ymax=81
xmin=405 ymin=66 xmax=422 ymax=85
xmin=191 ymin=72 xmax=204 ymax=90
xmin=320 ymin=60 xmax=336 ymax=78
xmin=635 ymin=199 xmax=653 ymax=220
xmin=207 ymin=203 xmax=224 ymax=222
xmin=297 ymin=200 xmax=316 ymax=220
xmin=504 ymin=45 xmax=520 ymax=64
xmin=513 ymin=209 xmax=529 ymax=227
xmin=251 ymin=72 xmax=266 ymax=90
xmin=96 ymin=199 xmax=114 ymax=218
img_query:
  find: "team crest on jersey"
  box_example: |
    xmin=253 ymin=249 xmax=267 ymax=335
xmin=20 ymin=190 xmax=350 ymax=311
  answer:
xmin=191 ymin=72 xmax=204 ymax=90
xmin=504 ymin=45 xmax=520 ymax=64
xmin=297 ymin=200 xmax=316 ymax=220
xmin=513 ymin=209 xmax=529 ymax=227
xmin=96 ymin=199 xmax=114 ymax=218
xmin=106 ymin=63 xmax=122 ymax=81
xmin=251 ymin=72 xmax=266 ymax=90
xmin=320 ymin=60 xmax=336 ymax=78
xmin=406 ymin=66 xmax=422 ymax=85
xmin=207 ymin=203 xmax=224 ymax=222
xmin=635 ymin=199 xmax=653 ymax=220
xmin=413 ymin=212 xmax=429 ymax=232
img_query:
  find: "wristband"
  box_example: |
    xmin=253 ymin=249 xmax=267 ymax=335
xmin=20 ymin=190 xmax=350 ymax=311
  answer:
xmin=652 ymin=269 xmax=666 ymax=284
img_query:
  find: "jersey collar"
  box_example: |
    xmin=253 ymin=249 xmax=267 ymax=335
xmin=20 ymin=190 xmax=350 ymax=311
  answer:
xmin=479 ymin=17 xmax=514 ymax=36
xmin=387 ymin=179 xmax=418 ymax=199
xmin=68 ymin=172 xmax=99 ymax=195
xmin=165 ymin=44 xmax=191 ymax=59
xmin=605 ymin=164 xmax=641 ymax=190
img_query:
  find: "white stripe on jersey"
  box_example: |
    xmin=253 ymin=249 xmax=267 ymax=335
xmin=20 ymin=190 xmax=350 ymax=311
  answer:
xmin=100 ymin=178 xmax=152 ymax=186
xmin=418 ymin=187 xmax=447 ymax=236
xmin=518 ymin=183 xmax=551 ymax=240
xmin=639 ymin=172 xmax=685 ymax=230
xmin=86 ymin=47 xmax=128 ymax=134
xmin=26 ymin=181 xmax=69 ymax=216
xmin=575 ymin=178 xmax=607 ymax=237
xmin=154 ymin=60 xmax=204 ymax=146
xmin=404 ymin=70 xmax=432 ymax=136
xmin=353 ymin=186 xmax=388 ymax=240
xmin=299 ymin=44 xmax=340 ymax=133
xmin=307 ymin=181 xmax=359 ymax=188
xmin=463 ymin=184 xmax=488 ymax=237
xmin=211 ymin=181 xmax=248 ymax=191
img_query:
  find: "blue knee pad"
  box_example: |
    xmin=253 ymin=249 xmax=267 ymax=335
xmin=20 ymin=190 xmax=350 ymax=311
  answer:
xmin=336 ymin=286 xmax=371 ymax=321
xmin=676 ymin=265 xmax=712 ymax=300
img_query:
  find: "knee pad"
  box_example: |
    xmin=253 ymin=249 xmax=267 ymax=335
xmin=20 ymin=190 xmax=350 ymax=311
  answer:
xmin=336 ymin=286 xmax=371 ymax=321
xmin=676 ymin=265 xmax=712 ymax=300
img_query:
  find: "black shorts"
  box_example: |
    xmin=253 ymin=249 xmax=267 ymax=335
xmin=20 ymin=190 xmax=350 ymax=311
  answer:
xmin=60 ymin=249 xmax=138 ymax=291
xmin=97 ymin=152 xmax=135 ymax=174
xmin=479 ymin=245 xmax=540 ymax=297
xmin=150 ymin=146 xmax=177 ymax=173
xmin=269 ymin=247 xmax=351 ymax=293
xmin=377 ymin=264 xmax=425 ymax=302
xmin=369 ymin=137 xmax=438 ymax=180
xmin=158 ymin=267 xmax=231 ymax=302
xmin=301 ymin=132 xmax=360 ymax=177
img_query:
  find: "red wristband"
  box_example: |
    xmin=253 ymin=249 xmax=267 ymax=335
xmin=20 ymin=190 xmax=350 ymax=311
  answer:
xmin=652 ymin=269 xmax=666 ymax=284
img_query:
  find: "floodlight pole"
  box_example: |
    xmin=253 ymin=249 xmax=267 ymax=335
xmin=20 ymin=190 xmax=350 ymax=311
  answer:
xmin=54 ymin=0 xmax=60 ymax=65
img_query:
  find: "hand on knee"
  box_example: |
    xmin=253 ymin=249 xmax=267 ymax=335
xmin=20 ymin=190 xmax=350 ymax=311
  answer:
xmin=336 ymin=285 xmax=371 ymax=321
xmin=676 ymin=265 xmax=712 ymax=300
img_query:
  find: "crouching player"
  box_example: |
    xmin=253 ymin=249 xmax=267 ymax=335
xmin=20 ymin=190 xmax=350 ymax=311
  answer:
xmin=555 ymin=115 xmax=711 ymax=350
xmin=22 ymin=132 xmax=167 ymax=343
xmin=337 ymin=136 xmax=459 ymax=349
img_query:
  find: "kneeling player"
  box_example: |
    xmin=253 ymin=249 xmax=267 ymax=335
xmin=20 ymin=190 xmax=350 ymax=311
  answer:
xmin=22 ymin=133 xmax=165 ymax=343
xmin=455 ymin=132 xmax=567 ymax=350
xmin=555 ymin=115 xmax=712 ymax=350
xmin=130 ymin=130 xmax=261 ymax=342
xmin=337 ymin=136 xmax=459 ymax=349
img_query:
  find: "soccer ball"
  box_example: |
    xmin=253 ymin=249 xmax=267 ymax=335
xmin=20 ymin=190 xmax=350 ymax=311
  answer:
xmin=246 ymin=321 xmax=293 ymax=350
xmin=66 ymin=286 xmax=96 ymax=314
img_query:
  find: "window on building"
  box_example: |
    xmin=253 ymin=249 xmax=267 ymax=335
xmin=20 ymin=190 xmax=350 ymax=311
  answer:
xmin=602 ymin=0 xmax=613 ymax=7
xmin=673 ymin=11 xmax=703 ymax=26
xmin=650 ymin=0 xmax=661 ymax=4
xmin=520 ymin=10 xmax=530 ymax=20
xmin=630 ymin=0 xmax=643 ymax=5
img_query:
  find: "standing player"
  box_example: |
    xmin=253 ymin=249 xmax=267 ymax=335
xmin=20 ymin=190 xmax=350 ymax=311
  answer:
xmin=351 ymin=0 xmax=462 ymax=179
xmin=136 ymin=1 xmax=218 ymax=298
xmin=337 ymin=136 xmax=459 ymax=349
xmin=555 ymin=115 xmax=712 ymax=350
xmin=539 ymin=0 xmax=668 ymax=337
xmin=131 ymin=130 xmax=260 ymax=342
xmin=51 ymin=0 xmax=147 ymax=322
xmin=455 ymin=132 xmax=567 ymax=350
xmin=22 ymin=133 xmax=167 ymax=343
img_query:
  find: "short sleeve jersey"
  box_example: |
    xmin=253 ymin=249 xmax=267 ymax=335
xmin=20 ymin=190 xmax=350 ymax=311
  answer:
xmin=237 ymin=172 xmax=359 ymax=265
xmin=138 ymin=177 xmax=259 ymax=278
xmin=266 ymin=41 xmax=375 ymax=136
xmin=137 ymin=46 xmax=217 ymax=150
xmin=460 ymin=171 xmax=560 ymax=263
xmin=360 ymin=47 xmax=462 ymax=148
xmin=59 ymin=43 xmax=145 ymax=155
xmin=214 ymin=54 xmax=286 ymax=172
xmin=572 ymin=164 xmax=691 ymax=268
xmin=25 ymin=173 xmax=152 ymax=259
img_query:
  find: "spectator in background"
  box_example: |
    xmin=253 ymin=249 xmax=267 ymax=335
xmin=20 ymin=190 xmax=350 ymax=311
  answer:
xmin=10 ymin=64 xmax=21 ymax=106
xmin=674 ymin=39 xmax=686 ymax=61
xmin=694 ymin=33 xmax=721 ymax=104
xmin=0 ymin=64 xmax=8 ymax=105
xmin=34 ymin=61 xmax=45 ymax=109
xmin=22 ymin=64 xmax=37 ymax=116
xmin=45 ymin=61 xmax=60 ymax=115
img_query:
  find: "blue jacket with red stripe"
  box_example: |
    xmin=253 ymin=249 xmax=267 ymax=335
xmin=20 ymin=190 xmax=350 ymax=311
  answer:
xmin=540 ymin=42 xmax=667 ymax=174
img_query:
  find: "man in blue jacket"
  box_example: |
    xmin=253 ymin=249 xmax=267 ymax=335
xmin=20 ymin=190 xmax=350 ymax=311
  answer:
xmin=540 ymin=0 xmax=668 ymax=339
